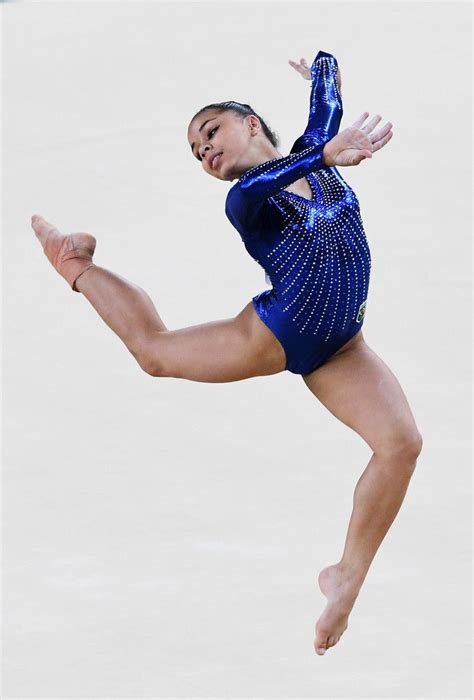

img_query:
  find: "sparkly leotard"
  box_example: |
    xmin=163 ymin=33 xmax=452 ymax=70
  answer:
xmin=225 ymin=50 xmax=371 ymax=375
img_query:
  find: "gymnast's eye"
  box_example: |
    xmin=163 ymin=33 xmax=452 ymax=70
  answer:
xmin=196 ymin=126 xmax=219 ymax=162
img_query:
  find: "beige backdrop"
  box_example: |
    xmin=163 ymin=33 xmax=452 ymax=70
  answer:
xmin=2 ymin=1 xmax=472 ymax=697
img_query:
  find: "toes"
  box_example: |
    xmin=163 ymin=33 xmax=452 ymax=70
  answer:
xmin=314 ymin=621 xmax=329 ymax=655
xmin=314 ymin=632 xmax=329 ymax=655
xmin=31 ymin=214 xmax=53 ymax=232
xmin=32 ymin=216 xmax=63 ymax=249
xmin=31 ymin=215 xmax=59 ymax=239
xmin=316 ymin=634 xmax=340 ymax=654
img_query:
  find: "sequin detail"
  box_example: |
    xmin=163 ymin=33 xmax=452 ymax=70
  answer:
xmin=224 ymin=50 xmax=371 ymax=374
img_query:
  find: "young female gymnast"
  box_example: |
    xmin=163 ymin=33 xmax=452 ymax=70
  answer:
xmin=31 ymin=49 xmax=422 ymax=656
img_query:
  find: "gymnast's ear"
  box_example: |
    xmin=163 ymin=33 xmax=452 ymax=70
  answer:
xmin=245 ymin=114 xmax=262 ymax=134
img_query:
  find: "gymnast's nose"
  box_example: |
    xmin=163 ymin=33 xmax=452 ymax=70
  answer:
xmin=200 ymin=145 xmax=212 ymax=163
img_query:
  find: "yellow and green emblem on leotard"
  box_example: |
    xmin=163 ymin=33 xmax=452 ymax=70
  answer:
xmin=356 ymin=300 xmax=367 ymax=323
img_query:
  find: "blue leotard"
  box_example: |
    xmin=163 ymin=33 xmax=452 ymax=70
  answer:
xmin=225 ymin=50 xmax=371 ymax=375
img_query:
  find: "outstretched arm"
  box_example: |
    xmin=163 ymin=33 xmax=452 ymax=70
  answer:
xmin=225 ymin=112 xmax=393 ymax=231
xmin=289 ymin=50 xmax=343 ymax=153
xmin=225 ymin=142 xmax=328 ymax=233
xmin=225 ymin=118 xmax=393 ymax=234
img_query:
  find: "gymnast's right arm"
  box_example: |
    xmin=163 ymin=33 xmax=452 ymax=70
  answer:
xmin=225 ymin=141 xmax=331 ymax=233
xmin=225 ymin=123 xmax=375 ymax=234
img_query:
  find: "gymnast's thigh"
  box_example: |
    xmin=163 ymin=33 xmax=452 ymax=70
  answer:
xmin=238 ymin=300 xmax=288 ymax=372
xmin=301 ymin=332 xmax=422 ymax=455
xmin=146 ymin=300 xmax=287 ymax=382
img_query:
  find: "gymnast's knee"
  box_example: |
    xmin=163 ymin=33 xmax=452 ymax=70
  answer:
xmin=375 ymin=429 xmax=423 ymax=473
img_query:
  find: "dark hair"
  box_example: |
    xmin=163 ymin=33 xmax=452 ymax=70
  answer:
xmin=190 ymin=101 xmax=280 ymax=148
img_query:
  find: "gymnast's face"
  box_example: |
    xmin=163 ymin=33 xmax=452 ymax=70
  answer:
xmin=187 ymin=109 xmax=274 ymax=182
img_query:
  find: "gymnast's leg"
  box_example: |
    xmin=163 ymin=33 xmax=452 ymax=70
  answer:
xmin=301 ymin=331 xmax=423 ymax=656
xmin=31 ymin=215 xmax=286 ymax=382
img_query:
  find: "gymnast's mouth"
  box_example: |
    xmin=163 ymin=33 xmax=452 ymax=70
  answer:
xmin=210 ymin=152 xmax=223 ymax=169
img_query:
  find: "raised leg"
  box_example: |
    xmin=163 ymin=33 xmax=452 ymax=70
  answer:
xmin=31 ymin=215 xmax=287 ymax=382
xmin=73 ymin=264 xmax=168 ymax=366
xmin=302 ymin=331 xmax=423 ymax=655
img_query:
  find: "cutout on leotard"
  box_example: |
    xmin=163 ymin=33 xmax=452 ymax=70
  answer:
xmin=282 ymin=175 xmax=315 ymax=203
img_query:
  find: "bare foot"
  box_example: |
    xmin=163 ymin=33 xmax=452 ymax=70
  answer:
xmin=314 ymin=563 xmax=362 ymax=655
xmin=31 ymin=214 xmax=96 ymax=291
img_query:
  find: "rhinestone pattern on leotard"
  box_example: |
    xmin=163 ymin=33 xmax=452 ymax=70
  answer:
xmin=224 ymin=49 xmax=371 ymax=373
xmin=270 ymin=170 xmax=370 ymax=341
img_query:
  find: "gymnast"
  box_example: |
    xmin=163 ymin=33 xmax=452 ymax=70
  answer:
xmin=31 ymin=49 xmax=423 ymax=656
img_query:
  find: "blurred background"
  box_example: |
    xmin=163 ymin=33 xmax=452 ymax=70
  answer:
xmin=2 ymin=1 xmax=472 ymax=697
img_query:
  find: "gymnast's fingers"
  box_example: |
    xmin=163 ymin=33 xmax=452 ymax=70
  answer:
xmin=370 ymin=128 xmax=394 ymax=153
xmin=368 ymin=120 xmax=393 ymax=143
xmin=288 ymin=58 xmax=311 ymax=80
xmin=361 ymin=114 xmax=383 ymax=134
xmin=350 ymin=112 xmax=370 ymax=129
xmin=288 ymin=58 xmax=304 ymax=71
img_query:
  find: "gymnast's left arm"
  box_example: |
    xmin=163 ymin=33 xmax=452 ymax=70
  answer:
xmin=288 ymin=50 xmax=377 ymax=156
xmin=288 ymin=50 xmax=343 ymax=152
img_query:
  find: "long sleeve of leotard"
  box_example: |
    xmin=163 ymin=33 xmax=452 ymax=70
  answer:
xmin=225 ymin=142 xmax=327 ymax=233
xmin=225 ymin=50 xmax=342 ymax=235
xmin=290 ymin=50 xmax=343 ymax=154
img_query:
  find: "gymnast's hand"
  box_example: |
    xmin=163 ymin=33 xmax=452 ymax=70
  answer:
xmin=323 ymin=113 xmax=393 ymax=166
xmin=288 ymin=55 xmax=342 ymax=92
